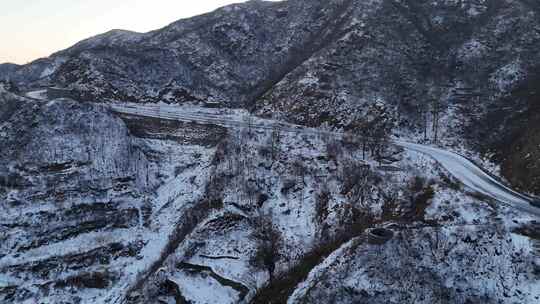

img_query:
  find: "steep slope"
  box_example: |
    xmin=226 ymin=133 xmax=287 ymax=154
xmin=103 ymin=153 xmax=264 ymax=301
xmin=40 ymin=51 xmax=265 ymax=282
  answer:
xmin=0 ymin=89 xmax=156 ymax=302
xmin=0 ymin=63 xmax=20 ymax=79
xmin=255 ymin=0 xmax=540 ymax=194
xmin=2 ymin=0 xmax=357 ymax=107
xmin=473 ymin=68 xmax=540 ymax=194
xmin=0 ymin=89 xmax=230 ymax=303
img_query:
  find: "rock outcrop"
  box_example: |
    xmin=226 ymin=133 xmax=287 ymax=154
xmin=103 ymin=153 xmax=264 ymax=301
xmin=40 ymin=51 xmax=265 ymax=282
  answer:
xmin=0 ymin=89 xmax=156 ymax=302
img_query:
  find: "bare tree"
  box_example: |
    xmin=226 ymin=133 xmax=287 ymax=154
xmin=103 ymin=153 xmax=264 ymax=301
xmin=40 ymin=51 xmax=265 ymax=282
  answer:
xmin=250 ymin=215 xmax=283 ymax=282
xmin=429 ymin=85 xmax=444 ymax=144
xmin=243 ymin=114 xmax=254 ymax=137
xmin=340 ymin=160 xmax=374 ymax=209
xmin=423 ymin=106 xmax=429 ymax=141
xmin=270 ymin=125 xmax=281 ymax=162
xmin=293 ymin=158 xmax=307 ymax=207
xmin=326 ymin=138 xmax=343 ymax=162
xmin=427 ymin=227 xmax=458 ymax=266
xmin=314 ymin=184 xmax=331 ymax=243
xmin=349 ymin=102 xmax=394 ymax=161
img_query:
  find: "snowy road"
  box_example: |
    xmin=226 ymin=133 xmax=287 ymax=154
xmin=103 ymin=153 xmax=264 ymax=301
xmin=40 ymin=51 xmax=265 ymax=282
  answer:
xmin=396 ymin=141 xmax=540 ymax=217
xmin=110 ymin=103 xmax=540 ymax=217
xmin=109 ymin=103 xmax=336 ymax=136
xmin=25 ymin=89 xmax=48 ymax=100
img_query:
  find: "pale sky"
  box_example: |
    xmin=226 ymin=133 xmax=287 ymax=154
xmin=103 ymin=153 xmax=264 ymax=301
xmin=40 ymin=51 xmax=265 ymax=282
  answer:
xmin=0 ymin=0 xmax=277 ymax=64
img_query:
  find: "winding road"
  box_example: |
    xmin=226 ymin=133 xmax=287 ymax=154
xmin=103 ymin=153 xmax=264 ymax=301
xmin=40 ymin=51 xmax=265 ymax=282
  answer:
xmin=110 ymin=103 xmax=540 ymax=217
xmin=396 ymin=141 xmax=540 ymax=217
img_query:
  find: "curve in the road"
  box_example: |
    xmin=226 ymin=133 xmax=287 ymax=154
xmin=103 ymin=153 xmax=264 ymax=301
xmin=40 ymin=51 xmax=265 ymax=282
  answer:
xmin=396 ymin=141 xmax=540 ymax=217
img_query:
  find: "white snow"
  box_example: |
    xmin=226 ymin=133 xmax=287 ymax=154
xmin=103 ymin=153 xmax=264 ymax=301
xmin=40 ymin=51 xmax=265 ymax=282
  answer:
xmin=287 ymin=238 xmax=360 ymax=304
xmin=102 ymin=136 xmax=217 ymax=304
xmin=25 ymin=89 xmax=48 ymax=100
xmin=171 ymin=274 xmax=239 ymax=304
xmin=489 ymin=59 xmax=526 ymax=93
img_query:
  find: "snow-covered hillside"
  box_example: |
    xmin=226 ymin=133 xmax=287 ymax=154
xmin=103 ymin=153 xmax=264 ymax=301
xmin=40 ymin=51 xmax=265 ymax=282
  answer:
xmin=2 ymin=0 xmax=540 ymax=303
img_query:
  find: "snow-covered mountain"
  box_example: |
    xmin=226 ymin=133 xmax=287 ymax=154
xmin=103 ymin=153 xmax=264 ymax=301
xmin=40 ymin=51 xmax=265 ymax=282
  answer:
xmin=2 ymin=0 xmax=540 ymax=303
xmin=2 ymin=0 xmax=356 ymax=106
xmin=2 ymin=0 xmax=540 ymax=195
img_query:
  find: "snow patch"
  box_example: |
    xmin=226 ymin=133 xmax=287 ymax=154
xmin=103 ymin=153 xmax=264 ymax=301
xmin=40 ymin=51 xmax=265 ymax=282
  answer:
xmin=490 ymin=60 xmax=526 ymax=93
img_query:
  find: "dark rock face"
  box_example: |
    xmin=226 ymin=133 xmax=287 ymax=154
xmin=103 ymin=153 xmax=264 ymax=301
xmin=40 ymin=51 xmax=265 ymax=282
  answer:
xmin=0 ymin=96 xmax=152 ymax=191
xmin=468 ymin=68 xmax=540 ymax=194
xmin=118 ymin=113 xmax=227 ymax=147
